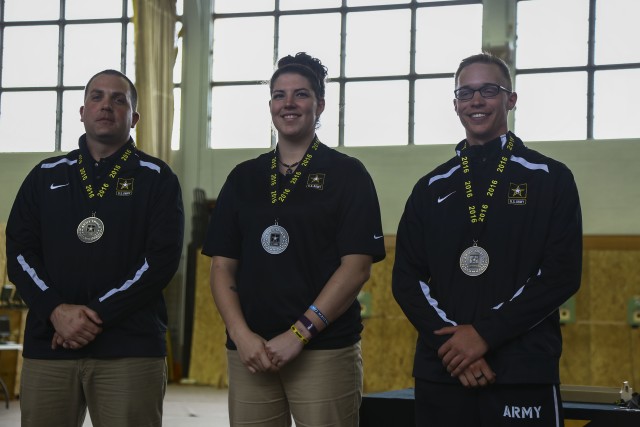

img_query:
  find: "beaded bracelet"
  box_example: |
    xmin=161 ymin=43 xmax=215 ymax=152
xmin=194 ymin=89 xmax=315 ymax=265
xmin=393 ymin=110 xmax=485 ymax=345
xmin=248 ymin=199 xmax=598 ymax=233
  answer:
xmin=290 ymin=325 xmax=309 ymax=345
xmin=297 ymin=314 xmax=318 ymax=338
xmin=309 ymin=304 xmax=329 ymax=326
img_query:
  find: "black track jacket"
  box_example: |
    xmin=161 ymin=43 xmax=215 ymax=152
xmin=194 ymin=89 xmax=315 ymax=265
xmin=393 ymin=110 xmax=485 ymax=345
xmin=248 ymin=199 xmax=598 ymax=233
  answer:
xmin=392 ymin=133 xmax=582 ymax=384
xmin=6 ymin=136 xmax=184 ymax=359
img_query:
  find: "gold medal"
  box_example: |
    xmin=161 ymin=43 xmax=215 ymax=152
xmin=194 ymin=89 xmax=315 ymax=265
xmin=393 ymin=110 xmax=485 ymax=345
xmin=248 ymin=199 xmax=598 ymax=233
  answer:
xmin=459 ymin=243 xmax=489 ymax=276
xmin=77 ymin=215 xmax=104 ymax=243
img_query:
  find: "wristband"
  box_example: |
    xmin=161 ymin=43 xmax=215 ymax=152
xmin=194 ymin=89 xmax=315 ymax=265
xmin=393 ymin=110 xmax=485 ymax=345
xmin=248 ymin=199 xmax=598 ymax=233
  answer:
xmin=290 ymin=325 xmax=309 ymax=345
xmin=309 ymin=304 xmax=329 ymax=326
xmin=298 ymin=314 xmax=318 ymax=338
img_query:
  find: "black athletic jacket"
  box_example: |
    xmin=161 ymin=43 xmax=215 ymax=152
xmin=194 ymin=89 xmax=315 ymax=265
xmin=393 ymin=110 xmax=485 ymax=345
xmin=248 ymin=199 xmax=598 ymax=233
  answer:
xmin=392 ymin=133 xmax=582 ymax=384
xmin=6 ymin=136 xmax=184 ymax=359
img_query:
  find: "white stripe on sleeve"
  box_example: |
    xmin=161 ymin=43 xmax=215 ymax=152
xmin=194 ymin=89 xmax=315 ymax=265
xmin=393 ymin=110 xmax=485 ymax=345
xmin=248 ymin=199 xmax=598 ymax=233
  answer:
xmin=99 ymin=258 xmax=150 ymax=302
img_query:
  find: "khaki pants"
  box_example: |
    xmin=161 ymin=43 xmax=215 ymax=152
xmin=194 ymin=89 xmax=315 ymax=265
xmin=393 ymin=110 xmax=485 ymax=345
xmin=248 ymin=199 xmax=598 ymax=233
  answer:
xmin=227 ymin=343 xmax=363 ymax=427
xmin=20 ymin=357 xmax=167 ymax=427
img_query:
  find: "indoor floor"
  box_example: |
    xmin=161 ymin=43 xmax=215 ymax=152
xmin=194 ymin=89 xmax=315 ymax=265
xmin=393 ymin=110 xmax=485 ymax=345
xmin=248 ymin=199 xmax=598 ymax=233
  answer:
xmin=0 ymin=383 xmax=230 ymax=427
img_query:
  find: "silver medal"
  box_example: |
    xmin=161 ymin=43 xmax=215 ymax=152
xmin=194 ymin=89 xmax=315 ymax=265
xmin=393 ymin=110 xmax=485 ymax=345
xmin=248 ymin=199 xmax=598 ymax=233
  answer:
xmin=459 ymin=243 xmax=489 ymax=276
xmin=77 ymin=216 xmax=105 ymax=243
xmin=261 ymin=224 xmax=289 ymax=255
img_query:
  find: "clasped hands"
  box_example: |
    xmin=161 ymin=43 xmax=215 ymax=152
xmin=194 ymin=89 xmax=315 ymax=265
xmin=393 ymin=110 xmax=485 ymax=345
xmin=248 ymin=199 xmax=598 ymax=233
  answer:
xmin=435 ymin=324 xmax=496 ymax=388
xmin=49 ymin=303 xmax=103 ymax=350
xmin=236 ymin=328 xmax=305 ymax=374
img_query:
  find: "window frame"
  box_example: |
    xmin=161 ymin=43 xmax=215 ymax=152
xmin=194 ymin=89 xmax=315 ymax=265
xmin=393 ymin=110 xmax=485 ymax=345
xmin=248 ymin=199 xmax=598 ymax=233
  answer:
xmin=0 ymin=0 xmax=132 ymax=152
xmin=210 ymin=0 xmax=483 ymax=148
xmin=514 ymin=0 xmax=640 ymax=140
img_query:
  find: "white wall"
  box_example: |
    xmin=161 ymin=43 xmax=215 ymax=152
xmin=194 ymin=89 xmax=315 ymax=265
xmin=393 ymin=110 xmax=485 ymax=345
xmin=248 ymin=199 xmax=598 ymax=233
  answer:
xmin=3 ymin=139 xmax=639 ymax=235
xmin=189 ymin=139 xmax=640 ymax=236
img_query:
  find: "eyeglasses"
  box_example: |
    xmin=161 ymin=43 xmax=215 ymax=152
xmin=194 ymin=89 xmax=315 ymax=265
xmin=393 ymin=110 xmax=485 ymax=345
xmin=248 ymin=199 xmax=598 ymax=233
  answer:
xmin=454 ymin=83 xmax=512 ymax=101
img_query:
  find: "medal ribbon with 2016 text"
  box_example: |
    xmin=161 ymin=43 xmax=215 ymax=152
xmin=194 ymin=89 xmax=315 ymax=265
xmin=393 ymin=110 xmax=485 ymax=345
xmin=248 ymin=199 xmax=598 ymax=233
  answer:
xmin=77 ymin=143 xmax=134 ymax=220
xmin=457 ymin=133 xmax=515 ymax=276
xmin=260 ymin=135 xmax=320 ymax=254
xmin=269 ymin=135 xmax=320 ymax=216
xmin=460 ymin=132 xmax=515 ymax=237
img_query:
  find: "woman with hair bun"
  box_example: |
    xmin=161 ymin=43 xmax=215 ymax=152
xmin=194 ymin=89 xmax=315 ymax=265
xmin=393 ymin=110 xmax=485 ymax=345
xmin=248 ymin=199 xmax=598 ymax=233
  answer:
xmin=202 ymin=52 xmax=386 ymax=426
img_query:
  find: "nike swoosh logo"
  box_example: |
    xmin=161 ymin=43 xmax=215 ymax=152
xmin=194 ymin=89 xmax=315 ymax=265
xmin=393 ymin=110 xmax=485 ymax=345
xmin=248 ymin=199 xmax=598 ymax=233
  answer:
xmin=374 ymin=235 xmax=383 ymax=240
xmin=437 ymin=191 xmax=456 ymax=203
xmin=50 ymin=183 xmax=69 ymax=190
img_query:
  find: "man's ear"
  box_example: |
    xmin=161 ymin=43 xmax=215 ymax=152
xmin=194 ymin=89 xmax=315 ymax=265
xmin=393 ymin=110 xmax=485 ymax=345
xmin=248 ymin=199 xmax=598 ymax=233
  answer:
xmin=131 ymin=111 xmax=140 ymax=128
xmin=507 ymin=92 xmax=518 ymax=111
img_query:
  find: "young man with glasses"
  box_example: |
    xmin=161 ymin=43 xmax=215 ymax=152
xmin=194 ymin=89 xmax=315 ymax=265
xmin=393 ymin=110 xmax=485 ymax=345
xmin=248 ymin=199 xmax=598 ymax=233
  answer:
xmin=392 ymin=52 xmax=582 ymax=426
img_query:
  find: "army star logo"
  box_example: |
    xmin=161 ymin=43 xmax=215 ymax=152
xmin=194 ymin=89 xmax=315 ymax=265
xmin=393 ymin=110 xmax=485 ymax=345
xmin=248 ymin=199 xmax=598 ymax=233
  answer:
xmin=508 ymin=182 xmax=527 ymax=205
xmin=306 ymin=173 xmax=325 ymax=190
xmin=116 ymin=178 xmax=134 ymax=196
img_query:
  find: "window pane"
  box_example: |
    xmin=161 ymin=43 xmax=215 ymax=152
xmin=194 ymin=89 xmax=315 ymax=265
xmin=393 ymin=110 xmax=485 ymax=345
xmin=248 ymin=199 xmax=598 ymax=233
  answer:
xmin=2 ymin=26 xmax=59 ymax=87
xmin=346 ymin=10 xmax=410 ymax=77
xmin=174 ymin=21 xmax=183 ymax=84
xmin=213 ymin=0 xmax=274 ymax=13
xmin=0 ymin=92 xmax=57 ymax=152
xmin=172 ymin=88 xmax=181 ymax=150
xmin=344 ymin=80 xmax=408 ymax=146
xmin=212 ymin=17 xmax=274 ymax=81
xmin=315 ymin=82 xmax=339 ymax=147
xmin=415 ymin=78 xmax=464 ymax=145
xmin=281 ymin=0 xmax=340 ymax=10
xmin=415 ymin=5 xmax=482 ymax=74
xmin=595 ymin=0 xmax=640 ymax=64
xmin=127 ymin=22 xmax=136 ymax=78
xmin=279 ymin=14 xmax=341 ymax=79
xmin=594 ymin=69 xmax=640 ymax=139
xmin=348 ymin=0 xmax=409 ymax=5
xmin=210 ymin=85 xmax=272 ymax=148
xmin=61 ymin=90 xmax=85 ymax=152
xmin=516 ymin=0 xmax=589 ymax=69
xmin=64 ymin=24 xmax=124 ymax=86
xmin=65 ymin=0 xmax=123 ymax=19
xmin=514 ymin=72 xmax=587 ymax=141
xmin=3 ymin=0 xmax=59 ymax=21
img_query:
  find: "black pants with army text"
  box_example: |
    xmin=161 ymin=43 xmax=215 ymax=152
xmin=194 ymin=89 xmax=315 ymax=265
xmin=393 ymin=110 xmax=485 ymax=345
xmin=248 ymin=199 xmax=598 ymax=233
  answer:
xmin=414 ymin=379 xmax=564 ymax=427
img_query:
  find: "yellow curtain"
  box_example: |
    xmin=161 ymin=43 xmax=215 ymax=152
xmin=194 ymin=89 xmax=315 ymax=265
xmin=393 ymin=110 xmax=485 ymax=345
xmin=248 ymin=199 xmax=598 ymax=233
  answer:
xmin=1 ymin=222 xmax=8 ymax=285
xmin=132 ymin=0 xmax=177 ymax=164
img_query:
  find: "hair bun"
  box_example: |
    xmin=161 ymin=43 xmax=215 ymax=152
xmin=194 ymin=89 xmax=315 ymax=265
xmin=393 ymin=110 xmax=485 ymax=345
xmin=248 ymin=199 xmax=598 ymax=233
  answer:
xmin=277 ymin=52 xmax=328 ymax=80
xmin=271 ymin=52 xmax=327 ymax=99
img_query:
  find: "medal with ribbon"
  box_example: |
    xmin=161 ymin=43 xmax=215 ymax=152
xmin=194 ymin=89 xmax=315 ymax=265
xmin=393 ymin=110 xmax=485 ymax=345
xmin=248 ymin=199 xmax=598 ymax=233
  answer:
xmin=458 ymin=133 xmax=514 ymax=276
xmin=261 ymin=136 xmax=320 ymax=254
xmin=76 ymin=143 xmax=134 ymax=243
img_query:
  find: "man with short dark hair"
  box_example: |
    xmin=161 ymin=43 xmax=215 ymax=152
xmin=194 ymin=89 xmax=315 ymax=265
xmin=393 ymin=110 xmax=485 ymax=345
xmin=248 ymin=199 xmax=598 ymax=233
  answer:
xmin=392 ymin=53 xmax=582 ymax=426
xmin=6 ymin=69 xmax=184 ymax=427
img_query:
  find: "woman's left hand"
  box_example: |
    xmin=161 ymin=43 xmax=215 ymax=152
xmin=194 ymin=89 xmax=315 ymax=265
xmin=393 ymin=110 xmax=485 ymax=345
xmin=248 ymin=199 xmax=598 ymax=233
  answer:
xmin=265 ymin=330 xmax=304 ymax=370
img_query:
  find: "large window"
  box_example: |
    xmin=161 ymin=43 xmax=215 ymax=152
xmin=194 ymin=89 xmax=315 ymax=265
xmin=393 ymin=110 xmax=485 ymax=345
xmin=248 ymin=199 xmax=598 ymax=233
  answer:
xmin=514 ymin=0 xmax=640 ymax=141
xmin=210 ymin=0 xmax=640 ymax=148
xmin=0 ymin=0 xmax=183 ymax=152
xmin=210 ymin=0 xmax=483 ymax=148
xmin=0 ymin=0 xmax=134 ymax=152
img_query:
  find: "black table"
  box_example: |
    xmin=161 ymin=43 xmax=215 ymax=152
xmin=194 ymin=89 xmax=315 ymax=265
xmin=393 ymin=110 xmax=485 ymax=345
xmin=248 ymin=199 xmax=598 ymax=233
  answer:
xmin=360 ymin=388 xmax=640 ymax=427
